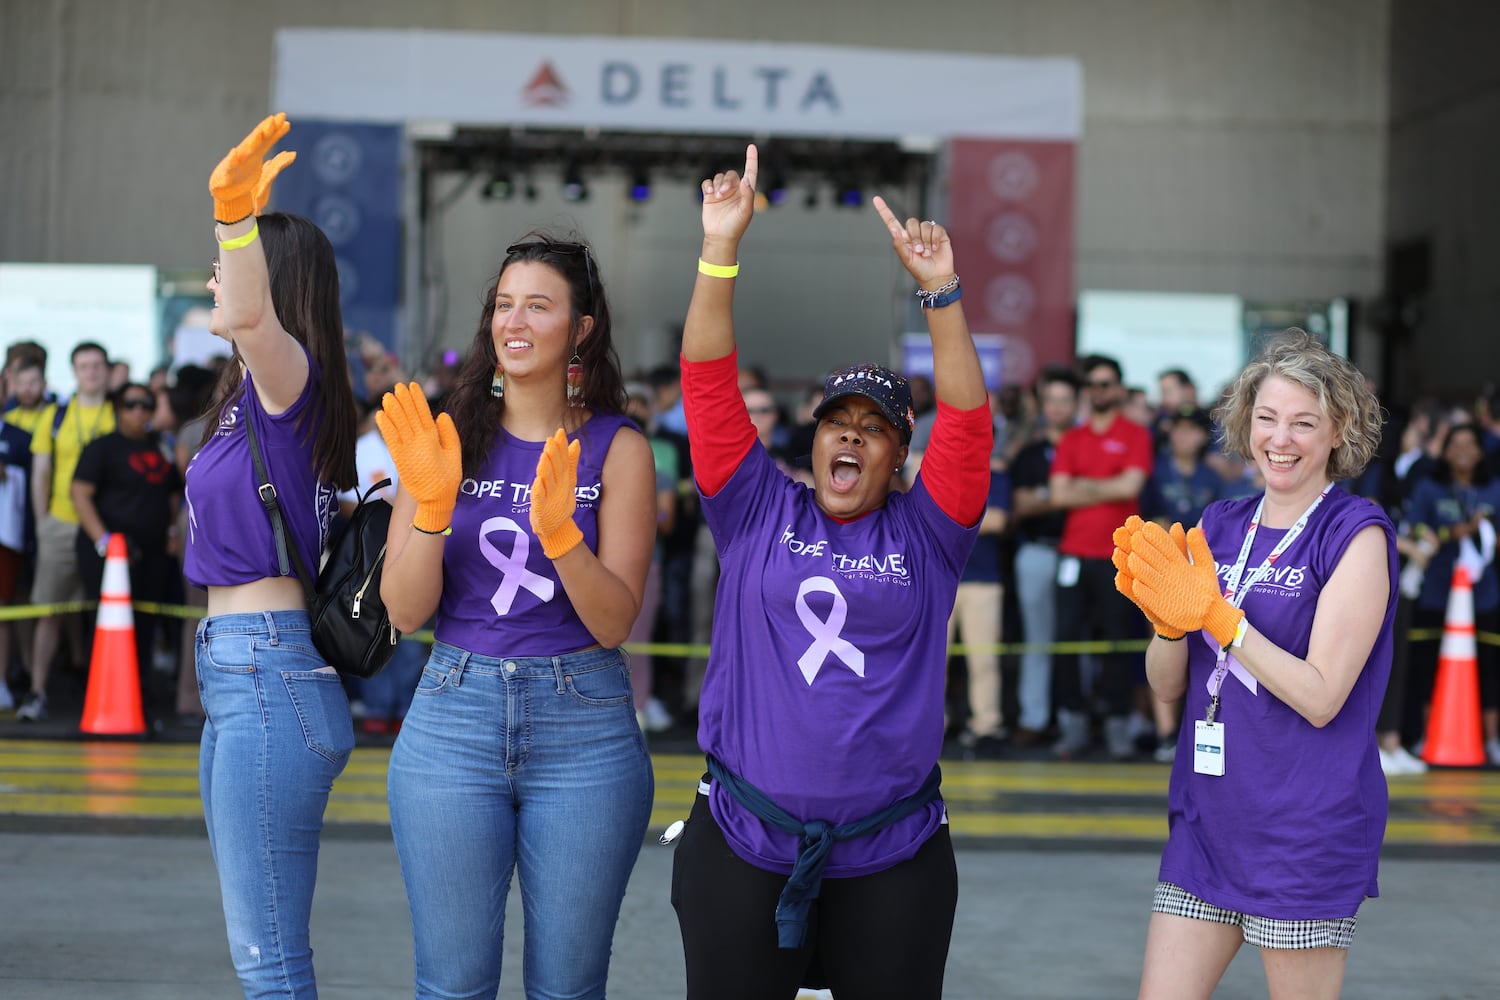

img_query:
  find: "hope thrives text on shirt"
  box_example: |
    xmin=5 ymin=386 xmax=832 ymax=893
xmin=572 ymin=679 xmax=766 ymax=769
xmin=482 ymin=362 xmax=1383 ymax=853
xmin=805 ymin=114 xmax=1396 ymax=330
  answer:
xmin=778 ymin=524 xmax=910 ymax=583
xmin=461 ymin=478 xmax=601 ymax=504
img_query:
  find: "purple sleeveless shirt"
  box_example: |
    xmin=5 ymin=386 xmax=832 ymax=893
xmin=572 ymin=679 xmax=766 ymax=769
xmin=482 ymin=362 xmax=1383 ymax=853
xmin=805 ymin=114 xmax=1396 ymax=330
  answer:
xmin=699 ymin=445 xmax=979 ymax=878
xmin=1159 ymin=486 xmax=1396 ymax=919
xmin=183 ymin=368 xmax=336 ymax=589
xmin=434 ymin=410 xmax=632 ymax=657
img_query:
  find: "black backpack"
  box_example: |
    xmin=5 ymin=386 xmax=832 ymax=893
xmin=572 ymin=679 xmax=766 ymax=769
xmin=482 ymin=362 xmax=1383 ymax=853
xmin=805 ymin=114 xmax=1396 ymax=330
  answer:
xmin=243 ymin=406 xmax=401 ymax=679
xmin=307 ymin=482 xmax=401 ymax=679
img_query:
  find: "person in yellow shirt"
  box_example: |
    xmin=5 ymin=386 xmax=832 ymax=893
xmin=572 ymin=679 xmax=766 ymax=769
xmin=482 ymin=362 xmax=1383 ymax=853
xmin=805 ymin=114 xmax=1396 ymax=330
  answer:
xmin=4 ymin=358 xmax=54 ymax=438
xmin=16 ymin=342 xmax=115 ymax=721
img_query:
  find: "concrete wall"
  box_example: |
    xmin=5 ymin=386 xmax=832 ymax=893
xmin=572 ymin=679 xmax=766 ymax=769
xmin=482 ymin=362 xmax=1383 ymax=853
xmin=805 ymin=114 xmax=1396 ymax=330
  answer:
xmin=2 ymin=1 xmax=1395 ymax=382
xmin=1385 ymin=1 xmax=1500 ymax=401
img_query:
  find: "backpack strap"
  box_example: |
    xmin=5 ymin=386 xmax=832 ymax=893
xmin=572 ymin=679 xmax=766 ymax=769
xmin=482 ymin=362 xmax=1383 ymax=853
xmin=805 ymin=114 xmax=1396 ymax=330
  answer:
xmin=243 ymin=401 xmax=317 ymax=601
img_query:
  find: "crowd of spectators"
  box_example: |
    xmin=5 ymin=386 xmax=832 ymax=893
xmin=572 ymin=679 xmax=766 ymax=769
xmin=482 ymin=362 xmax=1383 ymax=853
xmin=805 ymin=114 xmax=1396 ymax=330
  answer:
xmin=2 ymin=333 xmax=1496 ymax=773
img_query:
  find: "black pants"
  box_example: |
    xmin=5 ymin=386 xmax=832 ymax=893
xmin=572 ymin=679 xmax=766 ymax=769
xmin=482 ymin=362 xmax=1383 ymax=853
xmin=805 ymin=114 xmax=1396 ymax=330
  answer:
xmin=670 ymin=787 xmax=957 ymax=1000
xmin=1052 ymin=554 xmax=1143 ymax=715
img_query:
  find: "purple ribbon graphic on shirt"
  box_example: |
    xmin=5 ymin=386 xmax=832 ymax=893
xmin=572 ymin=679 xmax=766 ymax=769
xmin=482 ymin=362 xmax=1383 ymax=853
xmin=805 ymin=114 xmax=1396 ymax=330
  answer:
xmin=794 ymin=576 xmax=866 ymax=685
xmin=480 ymin=516 xmax=555 ymax=615
xmin=1202 ymin=632 xmax=1258 ymax=695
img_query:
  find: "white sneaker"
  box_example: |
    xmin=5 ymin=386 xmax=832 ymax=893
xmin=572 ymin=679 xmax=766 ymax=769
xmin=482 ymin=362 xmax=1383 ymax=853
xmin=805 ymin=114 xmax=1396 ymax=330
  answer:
xmin=1486 ymin=739 xmax=1500 ymax=767
xmin=1380 ymin=746 xmax=1427 ymax=776
xmin=15 ymin=691 xmax=47 ymax=722
xmin=0 ymin=684 xmax=13 ymax=711
xmin=641 ymin=698 xmax=673 ymax=733
xmin=1393 ymin=746 xmax=1428 ymax=774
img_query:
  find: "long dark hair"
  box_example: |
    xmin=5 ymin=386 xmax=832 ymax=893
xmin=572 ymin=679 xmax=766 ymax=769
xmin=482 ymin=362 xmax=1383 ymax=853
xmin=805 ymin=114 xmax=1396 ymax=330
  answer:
xmin=1434 ymin=422 xmax=1494 ymax=487
xmin=205 ymin=212 xmax=358 ymax=490
xmin=446 ymin=231 xmax=626 ymax=477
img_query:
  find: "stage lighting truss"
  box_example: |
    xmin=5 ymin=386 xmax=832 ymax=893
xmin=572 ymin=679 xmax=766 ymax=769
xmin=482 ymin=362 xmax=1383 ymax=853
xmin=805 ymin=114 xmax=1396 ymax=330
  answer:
xmin=420 ymin=129 xmax=931 ymax=213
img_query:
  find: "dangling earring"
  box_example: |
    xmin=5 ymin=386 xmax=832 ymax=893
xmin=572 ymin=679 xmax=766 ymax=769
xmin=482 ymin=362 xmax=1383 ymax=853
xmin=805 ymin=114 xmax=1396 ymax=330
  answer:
xmin=566 ymin=354 xmax=584 ymax=406
xmin=490 ymin=363 xmax=505 ymax=399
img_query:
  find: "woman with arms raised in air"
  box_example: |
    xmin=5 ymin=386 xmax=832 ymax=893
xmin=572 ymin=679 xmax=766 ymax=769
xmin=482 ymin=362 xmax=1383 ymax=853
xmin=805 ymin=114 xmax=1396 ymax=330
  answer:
xmin=1115 ymin=330 xmax=1396 ymax=1000
xmin=187 ymin=114 xmax=359 ymax=999
xmin=668 ymin=145 xmax=991 ymax=1000
xmin=376 ymin=234 xmax=657 ymax=999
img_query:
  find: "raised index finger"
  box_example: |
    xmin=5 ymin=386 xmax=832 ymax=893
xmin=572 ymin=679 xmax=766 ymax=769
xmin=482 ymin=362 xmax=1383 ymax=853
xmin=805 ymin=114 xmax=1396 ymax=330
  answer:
xmin=742 ymin=143 xmax=758 ymax=192
xmin=870 ymin=195 xmax=905 ymax=241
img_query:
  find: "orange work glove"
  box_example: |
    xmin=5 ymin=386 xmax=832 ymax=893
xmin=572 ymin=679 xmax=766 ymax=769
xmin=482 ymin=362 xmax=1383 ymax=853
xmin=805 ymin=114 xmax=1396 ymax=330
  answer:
xmin=530 ymin=429 xmax=584 ymax=560
xmin=1128 ymin=523 xmax=1244 ymax=647
xmin=1112 ymin=516 xmax=1187 ymax=639
xmin=375 ymin=382 xmax=462 ymax=534
xmin=210 ymin=113 xmax=298 ymax=224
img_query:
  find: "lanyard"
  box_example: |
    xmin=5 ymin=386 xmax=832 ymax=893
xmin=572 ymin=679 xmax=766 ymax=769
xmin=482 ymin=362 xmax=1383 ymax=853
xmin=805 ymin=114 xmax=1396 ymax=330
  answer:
xmin=72 ymin=401 xmax=106 ymax=451
xmin=1205 ymin=483 xmax=1332 ymax=721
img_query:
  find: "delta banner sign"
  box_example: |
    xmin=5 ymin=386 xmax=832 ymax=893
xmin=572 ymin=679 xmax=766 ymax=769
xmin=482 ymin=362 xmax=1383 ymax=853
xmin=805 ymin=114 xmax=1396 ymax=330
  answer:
xmin=275 ymin=30 xmax=1082 ymax=383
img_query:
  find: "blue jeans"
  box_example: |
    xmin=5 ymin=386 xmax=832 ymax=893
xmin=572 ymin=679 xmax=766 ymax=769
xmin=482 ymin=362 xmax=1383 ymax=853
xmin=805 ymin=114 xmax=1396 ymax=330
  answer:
xmin=388 ymin=642 xmax=654 ymax=1000
xmin=197 ymin=611 xmax=354 ymax=1000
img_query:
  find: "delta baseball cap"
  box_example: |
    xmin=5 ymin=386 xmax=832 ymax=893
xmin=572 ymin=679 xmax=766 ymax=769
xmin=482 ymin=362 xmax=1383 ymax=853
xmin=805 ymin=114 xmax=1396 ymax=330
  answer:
xmin=812 ymin=363 xmax=916 ymax=443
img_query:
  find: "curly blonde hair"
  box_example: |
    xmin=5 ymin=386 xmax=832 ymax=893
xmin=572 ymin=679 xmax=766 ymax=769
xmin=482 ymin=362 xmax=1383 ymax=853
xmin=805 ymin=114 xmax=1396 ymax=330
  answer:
xmin=1215 ymin=329 xmax=1383 ymax=484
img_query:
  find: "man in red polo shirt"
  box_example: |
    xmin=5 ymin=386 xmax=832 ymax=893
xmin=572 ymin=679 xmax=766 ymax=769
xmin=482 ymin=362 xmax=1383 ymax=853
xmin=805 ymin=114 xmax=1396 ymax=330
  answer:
xmin=1048 ymin=354 xmax=1154 ymax=759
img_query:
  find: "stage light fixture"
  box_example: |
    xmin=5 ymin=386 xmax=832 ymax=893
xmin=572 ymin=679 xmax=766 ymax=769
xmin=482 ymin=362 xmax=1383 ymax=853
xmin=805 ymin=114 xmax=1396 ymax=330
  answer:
xmin=628 ymin=167 xmax=652 ymax=203
xmin=562 ymin=163 xmax=589 ymax=202
xmin=764 ymin=172 xmax=789 ymax=207
xmin=482 ymin=172 xmax=515 ymax=200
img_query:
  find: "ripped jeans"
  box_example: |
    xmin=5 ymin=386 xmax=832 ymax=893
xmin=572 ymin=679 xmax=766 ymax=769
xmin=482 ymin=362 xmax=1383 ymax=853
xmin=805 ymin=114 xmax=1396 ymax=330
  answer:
xmin=197 ymin=610 xmax=354 ymax=999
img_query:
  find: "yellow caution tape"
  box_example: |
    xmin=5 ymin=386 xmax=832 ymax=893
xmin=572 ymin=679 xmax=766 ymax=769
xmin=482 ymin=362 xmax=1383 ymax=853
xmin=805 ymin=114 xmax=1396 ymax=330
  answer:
xmin=2 ymin=602 xmax=1495 ymax=656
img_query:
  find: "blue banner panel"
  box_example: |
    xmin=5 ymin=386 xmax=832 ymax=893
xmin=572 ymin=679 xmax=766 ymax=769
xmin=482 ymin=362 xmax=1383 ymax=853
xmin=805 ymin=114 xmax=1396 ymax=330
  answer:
xmin=269 ymin=121 xmax=402 ymax=360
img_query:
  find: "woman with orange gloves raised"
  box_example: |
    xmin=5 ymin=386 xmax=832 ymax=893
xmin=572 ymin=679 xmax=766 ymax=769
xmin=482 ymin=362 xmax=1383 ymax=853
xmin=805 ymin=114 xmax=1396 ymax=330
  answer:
xmin=186 ymin=115 xmax=359 ymax=998
xmin=668 ymin=145 xmax=991 ymax=1000
xmin=1113 ymin=330 xmax=1396 ymax=1000
xmin=374 ymin=236 xmax=657 ymax=998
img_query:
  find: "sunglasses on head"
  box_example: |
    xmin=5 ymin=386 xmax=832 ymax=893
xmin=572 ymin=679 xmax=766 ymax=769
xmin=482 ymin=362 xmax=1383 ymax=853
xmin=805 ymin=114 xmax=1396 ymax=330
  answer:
xmin=505 ymin=240 xmax=599 ymax=311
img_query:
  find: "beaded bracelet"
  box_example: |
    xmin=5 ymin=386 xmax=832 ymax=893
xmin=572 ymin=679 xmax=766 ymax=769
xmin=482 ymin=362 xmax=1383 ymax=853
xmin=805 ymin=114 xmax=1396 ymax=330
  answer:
xmin=916 ymin=274 xmax=961 ymax=310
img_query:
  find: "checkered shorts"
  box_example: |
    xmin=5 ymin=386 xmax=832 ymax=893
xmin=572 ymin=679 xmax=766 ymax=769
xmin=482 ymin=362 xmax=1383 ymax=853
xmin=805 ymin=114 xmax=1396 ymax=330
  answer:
xmin=1152 ymin=882 xmax=1357 ymax=950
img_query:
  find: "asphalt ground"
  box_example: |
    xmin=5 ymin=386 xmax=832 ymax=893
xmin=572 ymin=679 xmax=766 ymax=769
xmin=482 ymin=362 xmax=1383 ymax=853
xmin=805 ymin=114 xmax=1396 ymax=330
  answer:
xmin=1 ymin=734 xmax=1498 ymax=998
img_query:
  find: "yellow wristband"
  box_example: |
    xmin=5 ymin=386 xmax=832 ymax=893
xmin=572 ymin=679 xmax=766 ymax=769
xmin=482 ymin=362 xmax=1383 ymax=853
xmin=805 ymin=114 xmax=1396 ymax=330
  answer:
xmin=1225 ymin=617 xmax=1249 ymax=650
xmin=218 ymin=222 xmax=260 ymax=252
xmin=697 ymin=258 xmax=740 ymax=279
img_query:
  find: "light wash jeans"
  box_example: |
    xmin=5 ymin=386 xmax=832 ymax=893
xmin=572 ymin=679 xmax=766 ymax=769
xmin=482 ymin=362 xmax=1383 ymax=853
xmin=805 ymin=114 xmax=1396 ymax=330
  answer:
xmin=388 ymin=642 xmax=654 ymax=1000
xmin=196 ymin=610 xmax=354 ymax=1000
xmin=1014 ymin=541 xmax=1059 ymax=732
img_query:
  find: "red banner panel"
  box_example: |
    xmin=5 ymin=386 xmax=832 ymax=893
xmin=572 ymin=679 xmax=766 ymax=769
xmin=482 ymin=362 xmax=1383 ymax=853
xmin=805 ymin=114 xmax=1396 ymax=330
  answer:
xmin=946 ymin=139 xmax=1076 ymax=386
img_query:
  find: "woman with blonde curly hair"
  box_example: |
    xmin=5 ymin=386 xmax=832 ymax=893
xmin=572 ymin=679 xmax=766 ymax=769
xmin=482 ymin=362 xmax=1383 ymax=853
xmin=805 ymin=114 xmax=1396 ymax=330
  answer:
xmin=1113 ymin=329 xmax=1396 ymax=1000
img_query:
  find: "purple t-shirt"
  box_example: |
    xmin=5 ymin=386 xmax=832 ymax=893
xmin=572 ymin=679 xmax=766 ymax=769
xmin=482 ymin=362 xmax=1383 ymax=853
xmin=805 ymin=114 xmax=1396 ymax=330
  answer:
xmin=183 ymin=370 xmax=336 ymax=589
xmin=435 ymin=410 xmax=631 ymax=657
xmin=699 ymin=445 xmax=978 ymax=877
xmin=1159 ymin=486 xmax=1396 ymax=919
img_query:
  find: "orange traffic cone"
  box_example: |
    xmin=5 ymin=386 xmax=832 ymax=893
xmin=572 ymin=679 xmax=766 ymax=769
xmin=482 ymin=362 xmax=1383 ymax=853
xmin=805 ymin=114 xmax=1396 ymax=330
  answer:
xmin=79 ymin=534 xmax=145 ymax=736
xmin=1422 ymin=565 xmax=1485 ymax=767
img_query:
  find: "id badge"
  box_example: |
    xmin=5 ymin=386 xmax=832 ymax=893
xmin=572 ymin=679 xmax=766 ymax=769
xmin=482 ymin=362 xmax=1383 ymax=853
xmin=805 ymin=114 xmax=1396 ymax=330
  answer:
xmin=1056 ymin=556 xmax=1081 ymax=588
xmin=1193 ymin=720 xmax=1225 ymax=776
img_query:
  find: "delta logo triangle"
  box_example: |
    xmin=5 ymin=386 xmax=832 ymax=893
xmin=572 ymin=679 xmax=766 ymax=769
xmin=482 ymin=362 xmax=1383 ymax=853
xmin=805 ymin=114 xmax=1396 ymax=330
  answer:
xmin=523 ymin=62 xmax=570 ymax=107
